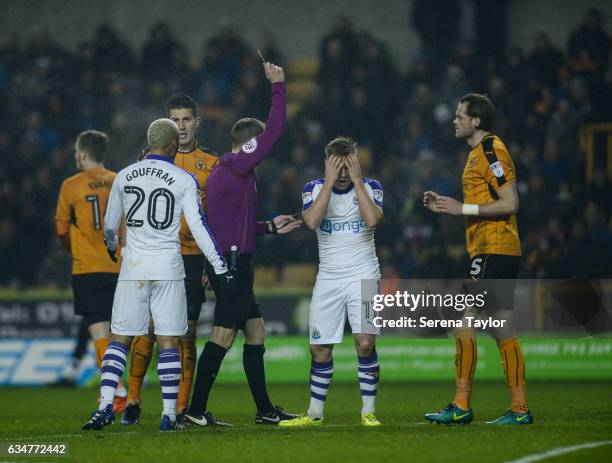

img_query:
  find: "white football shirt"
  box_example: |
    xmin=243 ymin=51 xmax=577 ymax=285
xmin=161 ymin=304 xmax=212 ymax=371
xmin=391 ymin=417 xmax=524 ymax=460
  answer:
xmin=302 ymin=178 xmax=383 ymax=281
xmin=104 ymin=155 xmax=227 ymax=281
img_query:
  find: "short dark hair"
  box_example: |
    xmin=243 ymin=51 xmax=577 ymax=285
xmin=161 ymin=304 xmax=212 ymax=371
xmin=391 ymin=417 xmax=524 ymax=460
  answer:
xmin=76 ymin=130 xmax=109 ymax=162
xmin=231 ymin=118 xmax=265 ymax=148
xmin=459 ymin=93 xmax=495 ymax=132
xmin=325 ymin=136 xmax=357 ymax=158
xmin=166 ymin=94 xmax=198 ymax=117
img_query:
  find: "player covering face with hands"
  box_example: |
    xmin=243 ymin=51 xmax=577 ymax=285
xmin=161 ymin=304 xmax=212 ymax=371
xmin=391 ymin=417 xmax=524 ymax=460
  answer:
xmin=280 ymin=137 xmax=383 ymax=428
xmin=82 ymin=118 xmax=235 ymax=432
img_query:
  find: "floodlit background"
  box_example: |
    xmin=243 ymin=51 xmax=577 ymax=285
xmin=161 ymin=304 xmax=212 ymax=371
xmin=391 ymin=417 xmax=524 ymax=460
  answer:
xmin=0 ymin=0 xmax=610 ymax=387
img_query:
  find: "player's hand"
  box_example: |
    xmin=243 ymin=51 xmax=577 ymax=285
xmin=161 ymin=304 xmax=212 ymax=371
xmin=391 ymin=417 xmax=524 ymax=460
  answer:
xmin=104 ymin=238 xmax=118 ymax=262
xmin=264 ymin=62 xmax=284 ymax=83
xmin=202 ymin=272 xmax=212 ymax=291
xmin=270 ymin=214 xmax=302 ymax=234
xmin=432 ymin=196 xmax=463 ymax=215
xmin=324 ymin=155 xmax=343 ymax=185
xmin=218 ymin=271 xmax=237 ymax=294
xmin=344 ymin=154 xmax=362 ymax=182
xmin=107 ymin=248 xmax=117 ymax=262
xmin=423 ymin=191 xmax=440 ymax=211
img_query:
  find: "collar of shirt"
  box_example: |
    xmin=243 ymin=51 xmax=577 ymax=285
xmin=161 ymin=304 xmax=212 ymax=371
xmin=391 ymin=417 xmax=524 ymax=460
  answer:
xmin=333 ymin=183 xmax=354 ymax=195
xmin=145 ymin=154 xmax=175 ymax=164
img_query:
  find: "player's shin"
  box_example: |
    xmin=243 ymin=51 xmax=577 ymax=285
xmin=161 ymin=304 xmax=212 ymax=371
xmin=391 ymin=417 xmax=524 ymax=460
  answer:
xmin=243 ymin=344 xmax=274 ymax=413
xmin=127 ymin=336 xmax=154 ymax=404
xmin=454 ymin=329 xmax=477 ymax=410
xmin=99 ymin=341 xmax=128 ymax=410
xmin=188 ymin=341 xmax=226 ymax=415
xmin=177 ymin=337 xmax=197 ymax=413
xmin=498 ymin=337 xmax=528 ymax=412
xmin=358 ymin=350 xmax=379 ymax=415
xmin=158 ymin=348 xmax=181 ymax=420
xmin=308 ymin=359 xmax=333 ymax=419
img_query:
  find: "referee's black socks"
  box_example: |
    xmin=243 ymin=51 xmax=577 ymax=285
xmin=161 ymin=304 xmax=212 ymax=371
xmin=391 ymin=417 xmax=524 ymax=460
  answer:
xmin=243 ymin=344 xmax=274 ymax=414
xmin=188 ymin=341 xmax=227 ymax=415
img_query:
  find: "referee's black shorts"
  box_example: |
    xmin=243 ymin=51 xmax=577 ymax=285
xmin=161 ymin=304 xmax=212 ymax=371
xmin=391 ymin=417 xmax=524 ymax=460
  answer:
xmin=182 ymin=254 xmax=207 ymax=322
xmin=466 ymin=254 xmax=520 ymax=312
xmin=204 ymin=253 xmax=261 ymax=331
xmin=72 ymin=273 xmax=118 ymax=326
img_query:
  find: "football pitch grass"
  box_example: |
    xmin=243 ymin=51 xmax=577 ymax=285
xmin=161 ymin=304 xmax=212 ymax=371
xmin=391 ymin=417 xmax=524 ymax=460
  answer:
xmin=1 ymin=381 xmax=611 ymax=463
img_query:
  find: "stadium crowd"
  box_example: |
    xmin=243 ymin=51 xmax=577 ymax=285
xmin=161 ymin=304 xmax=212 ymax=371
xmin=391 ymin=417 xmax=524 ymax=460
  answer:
xmin=0 ymin=9 xmax=610 ymax=287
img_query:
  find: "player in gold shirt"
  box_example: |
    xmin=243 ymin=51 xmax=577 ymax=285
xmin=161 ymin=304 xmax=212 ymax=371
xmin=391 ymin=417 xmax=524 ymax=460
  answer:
xmin=122 ymin=95 xmax=220 ymax=425
xmin=55 ymin=130 xmax=126 ymax=411
xmin=423 ymin=94 xmax=533 ymax=425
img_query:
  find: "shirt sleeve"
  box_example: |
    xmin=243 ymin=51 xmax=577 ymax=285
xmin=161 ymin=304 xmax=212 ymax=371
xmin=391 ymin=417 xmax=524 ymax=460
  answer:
xmin=482 ymin=139 xmax=516 ymax=193
xmin=55 ymin=180 xmax=71 ymax=237
xmin=302 ymin=180 xmax=322 ymax=211
xmin=256 ymin=221 xmax=268 ymax=236
xmin=223 ymin=82 xmax=286 ymax=176
xmin=103 ymin=176 xmax=123 ymax=251
xmin=363 ymin=178 xmax=384 ymax=209
xmin=183 ymin=177 xmax=228 ymax=275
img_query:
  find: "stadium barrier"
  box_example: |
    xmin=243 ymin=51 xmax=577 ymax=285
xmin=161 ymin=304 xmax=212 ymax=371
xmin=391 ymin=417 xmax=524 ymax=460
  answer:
xmin=1 ymin=285 xmax=611 ymax=386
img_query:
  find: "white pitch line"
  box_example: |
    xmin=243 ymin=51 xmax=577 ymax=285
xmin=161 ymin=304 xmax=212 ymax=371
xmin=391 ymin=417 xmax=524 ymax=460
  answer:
xmin=505 ymin=440 xmax=612 ymax=463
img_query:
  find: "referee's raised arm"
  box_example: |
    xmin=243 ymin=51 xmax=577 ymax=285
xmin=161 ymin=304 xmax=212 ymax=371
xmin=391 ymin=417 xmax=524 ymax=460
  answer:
xmin=222 ymin=62 xmax=286 ymax=176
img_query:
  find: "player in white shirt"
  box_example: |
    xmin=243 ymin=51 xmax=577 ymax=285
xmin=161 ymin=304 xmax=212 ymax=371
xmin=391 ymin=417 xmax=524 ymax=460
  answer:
xmin=82 ymin=118 xmax=232 ymax=432
xmin=279 ymin=136 xmax=383 ymax=428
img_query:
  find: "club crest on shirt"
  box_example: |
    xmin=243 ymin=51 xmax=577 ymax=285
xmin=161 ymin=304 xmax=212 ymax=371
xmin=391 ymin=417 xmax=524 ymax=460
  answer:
xmin=373 ymin=189 xmax=383 ymax=203
xmin=352 ymin=195 xmax=359 ymax=205
xmin=489 ymin=160 xmax=504 ymax=178
xmin=311 ymin=327 xmax=321 ymax=340
xmin=468 ymin=157 xmax=476 ymax=168
xmin=242 ymin=138 xmax=258 ymax=154
xmin=196 ymin=160 xmax=206 ymax=171
xmin=302 ymin=191 xmax=312 ymax=204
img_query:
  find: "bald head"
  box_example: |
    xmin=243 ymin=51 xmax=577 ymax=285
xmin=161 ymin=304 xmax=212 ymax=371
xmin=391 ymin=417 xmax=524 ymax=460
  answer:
xmin=147 ymin=118 xmax=179 ymax=153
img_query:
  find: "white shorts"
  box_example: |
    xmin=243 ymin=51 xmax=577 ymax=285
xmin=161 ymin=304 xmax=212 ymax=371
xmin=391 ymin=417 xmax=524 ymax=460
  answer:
xmin=309 ymin=278 xmax=380 ymax=344
xmin=111 ymin=280 xmax=188 ymax=336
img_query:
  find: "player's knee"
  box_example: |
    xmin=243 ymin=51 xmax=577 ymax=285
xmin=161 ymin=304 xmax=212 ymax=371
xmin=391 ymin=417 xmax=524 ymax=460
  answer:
xmin=354 ymin=337 xmax=376 ymax=356
xmin=488 ymin=311 xmax=515 ymax=341
xmin=180 ymin=322 xmax=197 ymax=342
xmin=157 ymin=335 xmax=179 ymax=350
xmin=244 ymin=318 xmax=266 ymax=344
xmin=110 ymin=334 xmax=132 ymax=346
xmin=310 ymin=344 xmax=333 ymax=363
xmin=211 ymin=326 xmax=236 ymax=350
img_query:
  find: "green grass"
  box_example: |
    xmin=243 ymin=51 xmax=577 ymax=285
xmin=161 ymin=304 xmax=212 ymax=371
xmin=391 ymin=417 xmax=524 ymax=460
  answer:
xmin=1 ymin=381 xmax=611 ymax=462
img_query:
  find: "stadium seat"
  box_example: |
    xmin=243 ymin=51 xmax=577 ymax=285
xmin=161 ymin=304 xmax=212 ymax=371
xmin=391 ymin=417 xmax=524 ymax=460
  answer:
xmin=287 ymin=79 xmax=318 ymax=103
xmin=287 ymin=58 xmax=320 ymax=79
xmin=281 ymin=263 xmax=317 ymax=287
xmin=254 ymin=266 xmax=279 ymax=288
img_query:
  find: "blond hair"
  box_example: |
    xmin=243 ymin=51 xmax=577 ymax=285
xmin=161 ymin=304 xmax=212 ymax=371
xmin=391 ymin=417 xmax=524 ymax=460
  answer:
xmin=147 ymin=118 xmax=179 ymax=151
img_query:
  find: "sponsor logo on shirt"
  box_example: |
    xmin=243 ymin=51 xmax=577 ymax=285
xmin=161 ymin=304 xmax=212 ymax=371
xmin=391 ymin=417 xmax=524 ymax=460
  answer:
xmin=373 ymin=189 xmax=383 ymax=204
xmin=320 ymin=219 xmax=368 ymax=235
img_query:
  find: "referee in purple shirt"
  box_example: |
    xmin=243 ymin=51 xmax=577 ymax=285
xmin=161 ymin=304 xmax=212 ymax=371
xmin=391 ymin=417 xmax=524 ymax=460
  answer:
xmin=186 ymin=62 xmax=301 ymax=426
